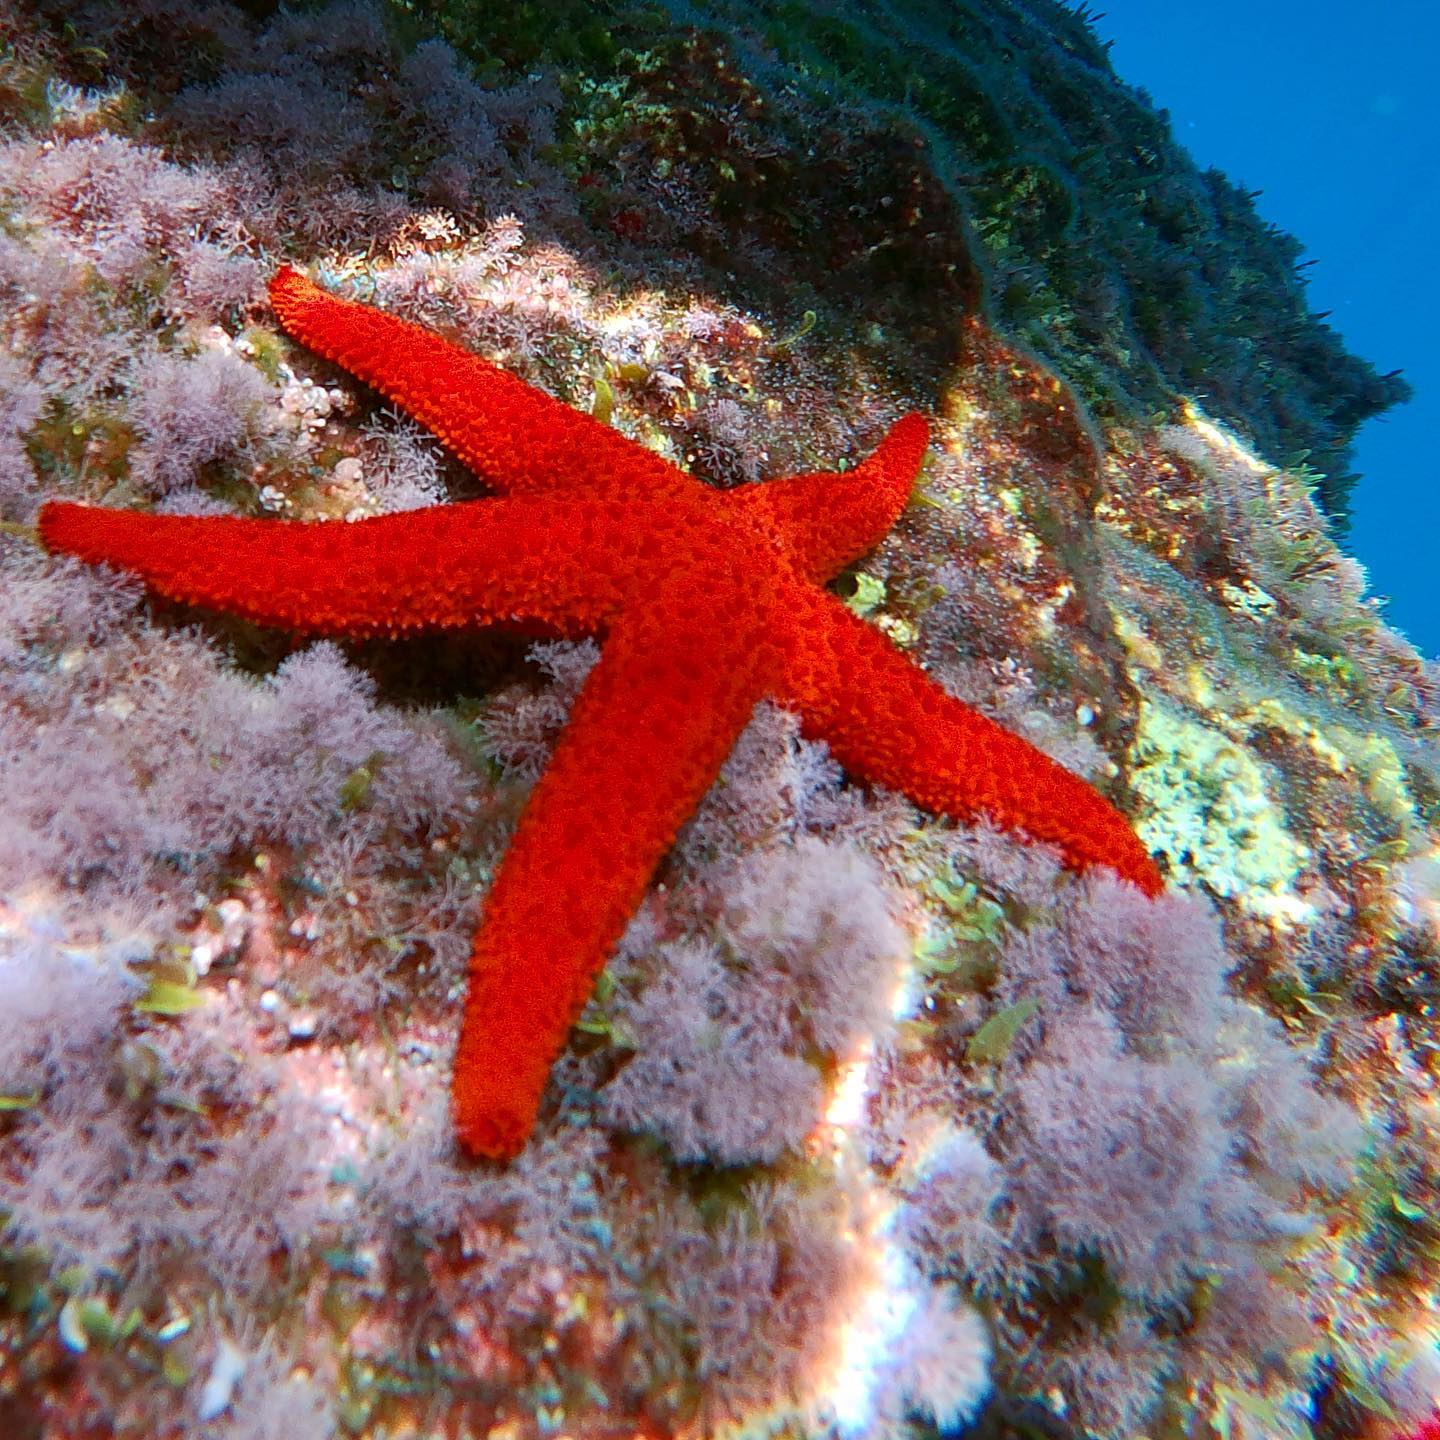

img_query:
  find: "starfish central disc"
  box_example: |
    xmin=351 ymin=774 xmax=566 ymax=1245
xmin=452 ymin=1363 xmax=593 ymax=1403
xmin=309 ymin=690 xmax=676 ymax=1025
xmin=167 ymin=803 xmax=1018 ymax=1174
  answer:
xmin=39 ymin=267 xmax=1162 ymax=1160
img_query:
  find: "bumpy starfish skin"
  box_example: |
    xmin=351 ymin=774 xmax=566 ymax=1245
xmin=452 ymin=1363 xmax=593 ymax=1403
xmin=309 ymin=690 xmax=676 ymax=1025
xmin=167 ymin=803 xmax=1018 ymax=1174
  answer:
xmin=39 ymin=267 xmax=1162 ymax=1159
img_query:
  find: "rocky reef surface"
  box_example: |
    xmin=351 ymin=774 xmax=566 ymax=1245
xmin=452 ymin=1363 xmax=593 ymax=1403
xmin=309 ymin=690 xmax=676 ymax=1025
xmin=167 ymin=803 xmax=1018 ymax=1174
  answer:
xmin=0 ymin=3 xmax=1436 ymax=1439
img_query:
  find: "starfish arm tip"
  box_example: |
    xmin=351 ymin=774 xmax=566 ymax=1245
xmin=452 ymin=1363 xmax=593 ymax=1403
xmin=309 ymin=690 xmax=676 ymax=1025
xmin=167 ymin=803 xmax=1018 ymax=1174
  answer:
xmin=453 ymin=1100 xmax=530 ymax=1162
xmin=269 ymin=262 xmax=310 ymax=298
xmin=862 ymin=413 xmax=931 ymax=488
xmin=37 ymin=498 xmax=109 ymax=564
xmin=1119 ymin=847 xmax=1166 ymax=898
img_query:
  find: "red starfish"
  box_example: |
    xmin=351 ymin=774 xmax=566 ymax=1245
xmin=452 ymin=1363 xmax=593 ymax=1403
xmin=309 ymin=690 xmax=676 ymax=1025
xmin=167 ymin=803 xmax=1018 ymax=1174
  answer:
xmin=39 ymin=268 xmax=1163 ymax=1159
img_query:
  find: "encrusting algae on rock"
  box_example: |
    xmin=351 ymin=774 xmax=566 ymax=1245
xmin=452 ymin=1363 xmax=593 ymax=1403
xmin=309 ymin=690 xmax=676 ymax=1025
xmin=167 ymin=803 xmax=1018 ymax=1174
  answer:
xmin=1 ymin=4 xmax=1438 ymax=1440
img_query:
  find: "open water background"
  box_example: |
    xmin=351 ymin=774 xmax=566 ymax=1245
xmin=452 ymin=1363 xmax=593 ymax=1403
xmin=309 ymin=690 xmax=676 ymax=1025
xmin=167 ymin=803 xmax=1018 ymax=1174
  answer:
xmin=1098 ymin=1 xmax=1438 ymax=657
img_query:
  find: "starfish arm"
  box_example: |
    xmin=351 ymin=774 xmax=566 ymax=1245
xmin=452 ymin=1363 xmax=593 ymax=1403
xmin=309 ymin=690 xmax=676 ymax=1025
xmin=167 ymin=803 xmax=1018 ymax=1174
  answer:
xmin=452 ymin=587 xmax=781 ymax=1158
xmin=269 ymin=268 xmax=699 ymax=502
xmin=723 ymin=413 xmax=930 ymax=582
xmin=37 ymin=498 xmax=629 ymax=637
xmin=776 ymin=586 xmax=1163 ymax=895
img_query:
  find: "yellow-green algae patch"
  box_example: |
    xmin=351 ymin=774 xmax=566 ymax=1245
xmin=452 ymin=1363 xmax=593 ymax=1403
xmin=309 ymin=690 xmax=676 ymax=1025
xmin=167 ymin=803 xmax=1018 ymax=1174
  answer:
xmin=1098 ymin=406 xmax=1436 ymax=937
xmin=1127 ymin=697 xmax=1312 ymax=924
